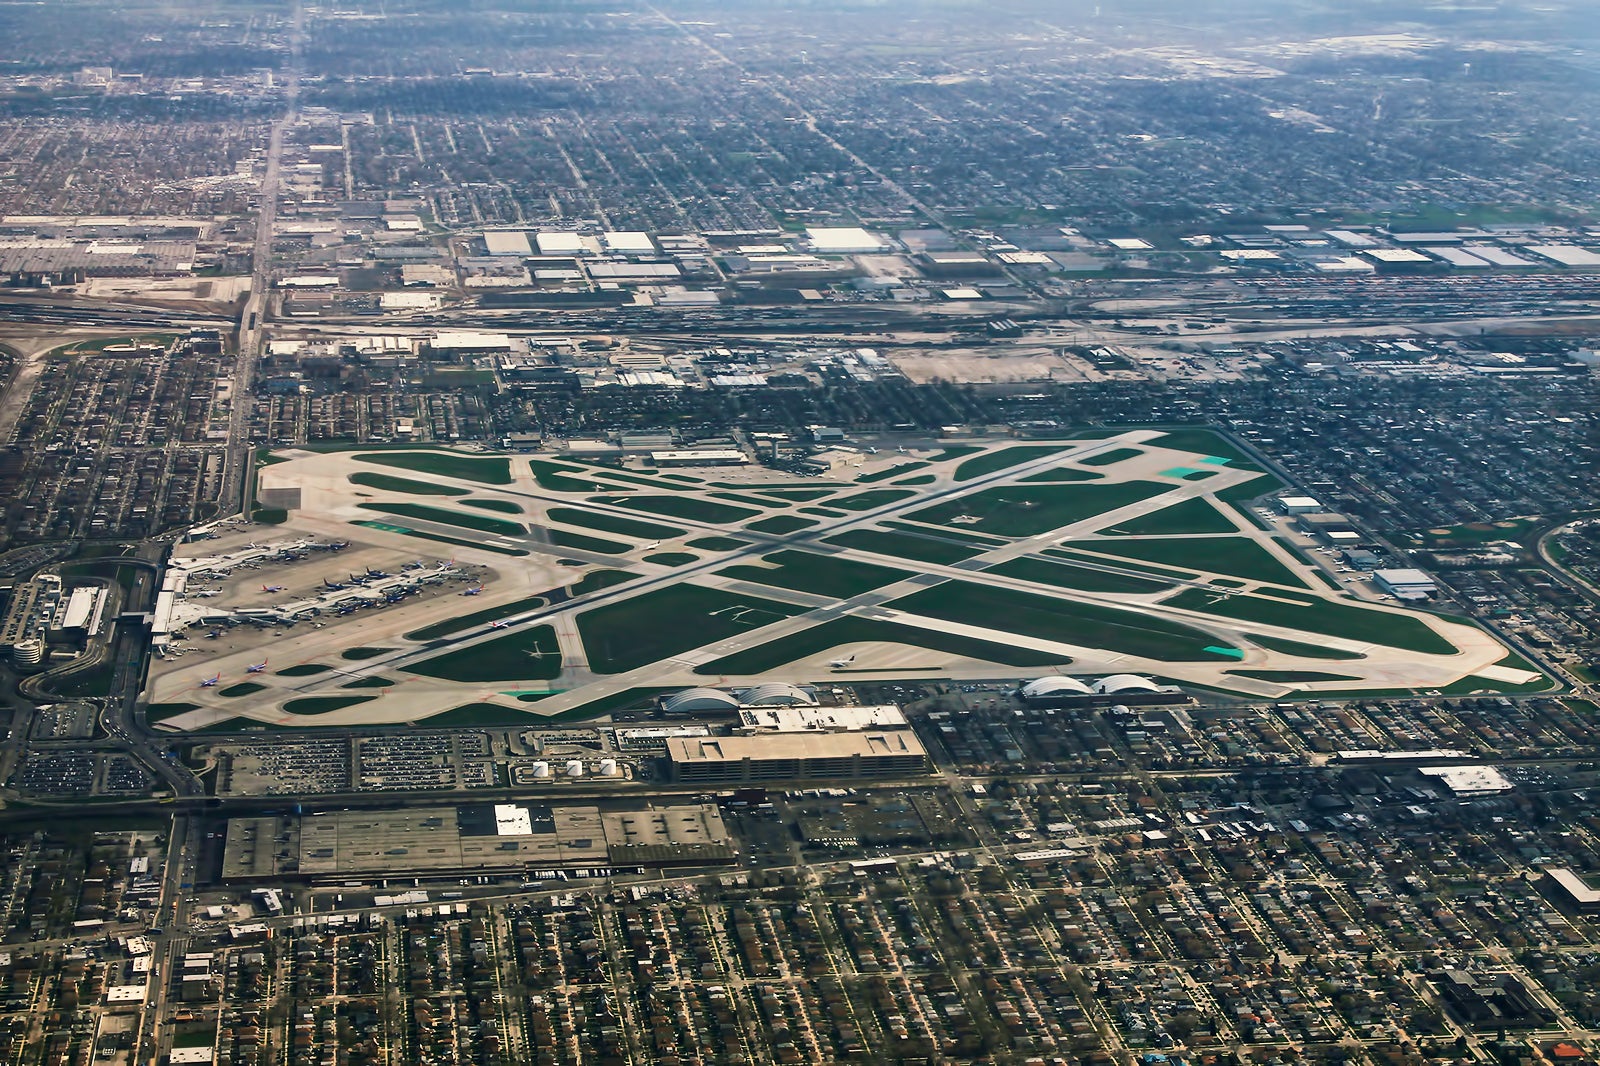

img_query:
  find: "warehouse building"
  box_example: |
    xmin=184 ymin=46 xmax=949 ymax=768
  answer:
xmin=1374 ymin=568 xmax=1438 ymax=600
xmin=221 ymin=801 xmax=733 ymax=883
xmin=666 ymin=730 xmax=928 ymax=784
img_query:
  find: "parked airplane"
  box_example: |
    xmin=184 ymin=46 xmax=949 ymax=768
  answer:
xmin=828 ymin=654 xmax=856 ymax=668
xmin=199 ymin=674 xmax=221 ymax=688
xmin=366 ymin=567 xmax=390 ymax=578
xmin=323 ymin=578 xmax=348 ymax=590
xmin=261 ymin=584 xmax=285 ymax=593
xmin=462 ymin=585 xmax=485 ymax=596
xmin=246 ymin=659 xmax=268 ymax=673
xmin=490 ymin=618 xmax=513 ymax=629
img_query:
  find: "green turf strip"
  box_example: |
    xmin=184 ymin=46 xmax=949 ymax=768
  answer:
xmin=547 ymin=506 xmax=684 ymax=540
xmin=717 ymin=550 xmax=910 ymax=598
xmin=548 ymin=529 xmax=630 ymax=554
xmin=695 ymin=617 xmax=1067 ymax=675
xmin=1095 ymin=496 xmax=1237 ymax=536
xmin=578 ymin=585 xmax=805 ymax=673
xmin=354 ymin=451 xmax=511 ymax=485
xmin=349 ymin=471 xmax=469 ymax=496
xmin=746 ymin=515 xmax=817 ymax=534
xmin=989 ymin=556 xmax=1171 ymax=595
xmin=830 ymin=489 xmax=916 ymax=512
xmin=598 ymin=494 xmax=760 ymax=524
xmin=404 ymin=625 xmax=563 ymax=682
xmin=1166 ymin=587 xmax=1457 ymax=655
xmin=823 ymin=528 xmax=981 ymax=565
xmin=1083 ymin=536 xmax=1308 ymax=588
xmin=357 ymin=502 xmax=524 ymax=537
xmin=406 ymin=595 xmax=547 ymax=641
xmin=891 ymin=580 xmax=1238 ymax=661
xmin=953 ymin=445 xmax=1070 ymax=482
xmin=911 ymin=481 xmax=1169 ymax=537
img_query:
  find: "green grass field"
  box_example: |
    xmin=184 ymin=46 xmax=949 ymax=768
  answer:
xmin=712 ymin=491 xmax=782 ymax=509
xmin=404 ymin=625 xmax=563 ymax=682
xmin=351 ymin=521 xmax=530 ymax=557
xmin=342 ymin=676 xmax=397 ymax=689
xmin=747 ymin=515 xmax=817 ymax=534
xmin=1082 ymin=536 xmax=1309 ymax=588
xmin=462 ymin=498 xmax=523 ymax=514
xmin=341 ymin=647 xmax=392 ymax=660
xmin=1225 ymin=669 xmax=1362 ymax=683
xmin=423 ymin=704 xmax=540 ymax=727
xmin=858 ymin=461 xmax=929 ymax=483
xmin=717 ymin=550 xmax=910 ymax=598
xmin=354 ymin=451 xmax=512 ymax=485
xmin=831 ymin=489 xmax=916 ymax=512
xmin=548 ymin=529 xmax=630 ymax=554
xmin=695 ymin=615 xmax=1067 ymax=675
xmin=282 ymin=695 xmax=377 ymax=716
xmin=1096 ymin=497 xmax=1237 ymax=536
xmin=275 ymin=664 xmax=332 ymax=677
xmin=406 ymin=595 xmax=547 ymax=641
xmin=219 ymin=682 xmax=266 ymax=697
xmin=1166 ymin=587 xmax=1457 ymax=655
xmin=357 ymin=502 xmax=525 ymax=537
xmin=988 ymin=557 xmax=1172 ymax=595
xmin=1243 ymin=633 xmax=1365 ymax=660
xmin=146 ymin=702 xmax=199 ymax=722
xmin=687 ymin=536 xmax=749 ymax=551
xmin=754 ymin=488 xmax=838 ymax=501
xmin=823 ymin=528 xmax=982 ymax=565
xmin=1019 ymin=468 xmax=1104 ymax=483
xmin=547 ymin=506 xmax=685 ymax=541
xmin=911 ymin=481 xmax=1169 ymax=537
xmin=891 ymin=580 xmax=1238 ymax=661
xmin=1080 ymin=447 xmax=1143 ymax=467
xmin=568 ymin=569 xmax=637 ymax=595
xmin=1152 ymin=428 xmax=1256 ymax=464
xmin=883 ymin=521 xmax=1006 ymax=547
xmin=645 ymin=552 xmax=699 ymax=566
xmin=896 ymin=474 xmax=936 ymax=486
xmin=349 ymin=471 xmax=469 ymax=496
xmin=953 ymin=445 xmax=1070 ymax=482
xmin=529 ymin=459 xmax=617 ymax=493
xmin=577 ymin=585 xmax=805 ymax=673
xmin=598 ymin=494 xmax=760 ymax=524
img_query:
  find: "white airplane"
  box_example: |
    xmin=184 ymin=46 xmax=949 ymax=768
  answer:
xmin=198 ymin=674 xmax=221 ymax=688
xmin=490 ymin=618 xmax=513 ymax=629
xmin=643 ymin=541 xmax=661 ymax=550
xmin=246 ymin=659 xmax=268 ymax=673
xmin=828 ymin=654 xmax=856 ymax=668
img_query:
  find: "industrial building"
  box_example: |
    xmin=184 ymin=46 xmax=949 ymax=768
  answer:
xmin=1543 ymin=868 xmax=1600 ymax=913
xmin=649 ymin=449 xmax=748 ymax=468
xmin=666 ymin=730 xmax=928 ymax=783
xmin=1374 ymin=568 xmax=1438 ymax=600
xmin=221 ymin=801 xmax=734 ymax=883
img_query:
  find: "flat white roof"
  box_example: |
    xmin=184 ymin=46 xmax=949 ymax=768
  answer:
xmin=1528 ymin=244 xmax=1600 ymax=266
xmin=1374 ymin=567 xmax=1435 ymax=587
xmin=1366 ymin=248 xmax=1433 ymax=263
xmin=494 ymin=803 xmax=532 ymax=837
xmin=431 ymin=331 xmax=511 ymax=350
xmin=1548 ymin=868 xmax=1600 ymax=905
xmin=805 ymin=226 xmax=885 ymax=252
xmin=1419 ymin=764 xmax=1513 ymax=795
xmin=1107 ymin=237 xmax=1152 ymax=250
xmin=536 ymin=231 xmax=590 ymax=255
xmin=483 ymin=230 xmax=532 ymax=256
xmin=602 ymin=231 xmax=655 ymax=253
